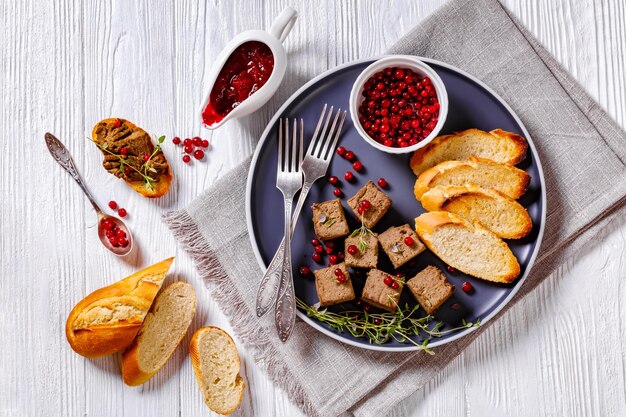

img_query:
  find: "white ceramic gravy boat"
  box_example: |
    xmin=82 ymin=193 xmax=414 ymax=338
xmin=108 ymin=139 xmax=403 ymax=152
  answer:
xmin=200 ymin=7 xmax=298 ymax=129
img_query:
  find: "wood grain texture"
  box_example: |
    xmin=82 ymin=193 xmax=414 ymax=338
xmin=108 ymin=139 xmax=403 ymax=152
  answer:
xmin=1 ymin=1 xmax=625 ymax=416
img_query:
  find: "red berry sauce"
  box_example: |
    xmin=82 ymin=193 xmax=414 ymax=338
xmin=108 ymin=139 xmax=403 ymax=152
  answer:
xmin=358 ymin=67 xmax=440 ymax=148
xmin=202 ymin=41 xmax=274 ymax=127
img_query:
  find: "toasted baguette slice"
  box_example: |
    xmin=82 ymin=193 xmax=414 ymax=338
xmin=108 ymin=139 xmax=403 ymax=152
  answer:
xmin=190 ymin=327 xmax=245 ymax=415
xmin=121 ymin=282 xmax=196 ymax=386
xmin=421 ymin=185 xmax=532 ymax=239
xmin=415 ymin=212 xmax=520 ymax=283
xmin=414 ymin=157 xmax=530 ymax=200
xmin=92 ymin=118 xmax=173 ymax=198
xmin=409 ymin=128 xmax=528 ymax=176
xmin=65 ymin=258 xmax=174 ymax=358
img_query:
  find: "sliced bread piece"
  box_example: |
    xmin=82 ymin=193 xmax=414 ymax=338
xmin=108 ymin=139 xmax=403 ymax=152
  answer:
xmin=65 ymin=257 xmax=174 ymax=358
xmin=421 ymin=184 xmax=532 ymax=239
xmin=190 ymin=327 xmax=245 ymax=415
xmin=409 ymin=128 xmax=528 ymax=176
xmin=414 ymin=157 xmax=530 ymax=200
xmin=121 ymin=282 xmax=197 ymax=386
xmin=415 ymin=211 xmax=520 ymax=283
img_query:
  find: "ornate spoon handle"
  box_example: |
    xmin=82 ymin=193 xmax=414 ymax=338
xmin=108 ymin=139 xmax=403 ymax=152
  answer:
xmin=44 ymin=133 xmax=101 ymax=214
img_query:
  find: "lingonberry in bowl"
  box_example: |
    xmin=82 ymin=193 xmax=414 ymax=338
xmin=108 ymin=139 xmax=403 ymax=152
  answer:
xmin=349 ymin=55 xmax=448 ymax=154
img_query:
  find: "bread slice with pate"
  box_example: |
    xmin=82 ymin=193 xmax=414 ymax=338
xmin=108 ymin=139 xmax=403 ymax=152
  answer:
xmin=415 ymin=212 xmax=520 ymax=283
xmin=409 ymin=128 xmax=528 ymax=176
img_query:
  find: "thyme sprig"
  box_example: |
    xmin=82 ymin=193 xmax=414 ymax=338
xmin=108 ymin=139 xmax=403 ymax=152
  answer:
xmin=88 ymin=134 xmax=165 ymax=191
xmin=350 ymin=213 xmax=375 ymax=251
xmin=297 ymin=298 xmax=480 ymax=354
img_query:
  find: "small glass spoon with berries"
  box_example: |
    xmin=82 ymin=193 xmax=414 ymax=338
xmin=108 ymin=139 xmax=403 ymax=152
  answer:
xmin=45 ymin=133 xmax=133 ymax=256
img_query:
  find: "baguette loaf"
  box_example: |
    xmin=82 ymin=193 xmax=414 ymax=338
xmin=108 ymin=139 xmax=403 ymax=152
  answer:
xmin=414 ymin=157 xmax=530 ymax=200
xmin=190 ymin=327 xmax=245 ymax=415
xmin=121 ymin=282 xmax=196 ymax=386
xmin=415 ymin=212 xmax=520 ymax=283
xmin=421 ymin=184 xmax=532 ymax=239
xmin=92 ymin=118 xmax=172 ymax=198
xmin=65 ymin=257 xmax=174 ymax=358
xmin=409 ymin=128 xmax=528 ymax=176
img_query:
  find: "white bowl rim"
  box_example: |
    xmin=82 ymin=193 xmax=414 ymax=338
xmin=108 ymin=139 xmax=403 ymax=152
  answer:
xmin=245 ymin=56 xmax=547 ymax=352
xmin=349 ymin=55 xmax=449 ymax=154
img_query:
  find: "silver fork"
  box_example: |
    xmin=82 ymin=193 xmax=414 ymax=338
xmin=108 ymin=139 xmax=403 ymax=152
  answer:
xmin=264 ymin=106 xmax=347 ymax=342
xmin=273 ymin=117 xmax=305 ymax=342
xmin=256 ymin=105 xmax=347 ymax=320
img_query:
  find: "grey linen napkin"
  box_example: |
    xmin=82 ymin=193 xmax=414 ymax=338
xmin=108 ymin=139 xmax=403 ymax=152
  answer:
xmin=164 ymin=0 xmax=626 ymax=416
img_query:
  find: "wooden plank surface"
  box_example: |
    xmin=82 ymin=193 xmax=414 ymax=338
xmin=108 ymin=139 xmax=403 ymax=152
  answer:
xmin=1 ymin=0 xmax=625 ymax=416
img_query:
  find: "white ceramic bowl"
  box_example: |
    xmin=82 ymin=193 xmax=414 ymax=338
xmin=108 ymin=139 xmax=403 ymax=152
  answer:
xmin=349 ymin=55 xmax=449 ymax=154
xmin=200 ymin=7 xmax=297 ymax=130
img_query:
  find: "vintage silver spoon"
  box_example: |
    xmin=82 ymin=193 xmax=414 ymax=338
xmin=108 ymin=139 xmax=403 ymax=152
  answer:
xmin=44 ymin=133 xmax=133 ymax=256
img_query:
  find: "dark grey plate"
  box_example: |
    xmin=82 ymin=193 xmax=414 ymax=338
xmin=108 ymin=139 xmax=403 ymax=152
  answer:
xmin=245 ymin=57 xmax=546 ymax=351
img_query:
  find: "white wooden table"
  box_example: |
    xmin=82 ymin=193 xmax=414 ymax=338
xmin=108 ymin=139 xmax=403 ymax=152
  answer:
xmin=2 ymin=1 xmax=625 ymax=416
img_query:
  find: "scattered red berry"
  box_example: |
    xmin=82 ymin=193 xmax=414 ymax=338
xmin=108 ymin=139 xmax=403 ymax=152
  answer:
xmin=404 ymin=236 xmax=414 ymax=246
xmin=109 ymin=236 xmax=119 ymax=247
xmin=113 ymin=119 xmax=121 ymax=128
xmin=384 ymin=275 xmax=393 ymax=286
xmin=373 ymin=317 xmax=382 ymax=325
xmin=325 ymin=247 xmax=334 ymax=254
xmin=182 ymin=155 xmax=191 ymax=163
xmin=329 ymin=255 xmax=338 ymax=264
xmin=337 ymin=251 xmax=345 ymax=260
xmin=357 ymin=206 xmax=365 ymax=215
xmin=325 ymin=241 xmax=334 ymax=248
xmin=360 ymin=199 xmax=371 ymax=210
xmin=299 ymin=266 xmax=311 ymax=276
xmin=334 ymin=268 xmax=343 ymax=277
xmin=333 ymin=188 xmax=342 ymax=197
xmin=355 ymin=299 xmax=363 ymax=307
xmin=314 ymin=245 xmax=324 ymax=254
xmin=352 ymin=161 xmax=363 ymax=172
xmin=172 ymin=136 xmax=181 ymax=145
xmin=193 ymin=136 xmax=202 ymax=146
xmin=390 ymin=281 xmax=399 ymax=290
xmin=201 ymin=139 xmax=209 ymax=148
xmin=311 ymin=238 xmax=320 ymax=246
xmin=120 ymin=147 xmax=128 ymax=156
xmin=115 ymin=228 xmax=126 ymax=238
xmin=447 ymin=265 xmax=456 ymax=273
xmin=363 ymin=303 xmax=371 ymax=312
xmin=108 ymin=200 xmax=118 ymax=210
xmin=118 ymin=237 xmax=129 ymax=247
xmin=143 ymin=153 xmax=150 ymax=162
xmin=451 ymin=303 xmax=461 ymax=310
xmin=194 ymin=149 xmax=205 ymax=160
xmin=100 ymin=218 xmax=114 ymax=230
xmin=344 ymin=171 xmax=354 ymax=181
xmin=124 ymin=166 xmax=132 ymax=176
xmin=118 ymin=208 xmax=127 ymax=218
xmin=377 ymin=178 xmax=387 ymax=188
xmin=337 ymin=274 xmax=347 ymax=283
xmin=184 ymin=145 xmax=194 ymax=154
xmin=347 ymin=245 xmax=358 ymax=255
xmin=344 ymin=150 xmax=356 ymax=161
xmin=396 ymin=272 xmax=405 ymax=278
xmin=312 ymin=253 xmax=322 ymax=262
xmin=461 ymin=281 xmax=473 ymax=293
xmin=183 ymin=138 xmax=193 ymax=147
xmin=336 ymin=146 xmax=346 ymax=157
xmin=328 ymin=175 xmax=339 ymax=185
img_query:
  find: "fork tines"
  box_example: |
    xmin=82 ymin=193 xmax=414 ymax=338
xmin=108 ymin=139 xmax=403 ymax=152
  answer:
xmin=277 ymin=118 xmax=304 ymax=174
xmin=308 ymin=104 xmax=347 ymax=161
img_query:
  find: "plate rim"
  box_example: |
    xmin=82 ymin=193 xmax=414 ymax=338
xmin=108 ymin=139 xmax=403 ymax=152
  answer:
xmin=245 ymin=55 xmax=547 ymax=352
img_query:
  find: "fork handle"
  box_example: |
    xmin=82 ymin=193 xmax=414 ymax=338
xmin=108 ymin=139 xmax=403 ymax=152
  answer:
xmin=275 ymin=199 xmax=296 ymax=342
xmin=255 ymin=179 xmax=314 ymax=317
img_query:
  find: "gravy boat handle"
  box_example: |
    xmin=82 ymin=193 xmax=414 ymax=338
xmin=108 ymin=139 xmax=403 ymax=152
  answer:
xmin=269 ymin=7 xmax=298 ymax=43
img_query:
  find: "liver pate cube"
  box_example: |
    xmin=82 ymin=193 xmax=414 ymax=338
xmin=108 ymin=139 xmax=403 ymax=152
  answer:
xmin=378 ymin=224 xmax=425 ymax=268
xmin=361 ymin=269 xmax=404 ymax=312
xmin=311 ymin=199 xmax=350 ymax=241
xmin=347 ymin=181 xmax=392 ymax=229
xmin=406 ymin=266 xmax=453 ymax=315
xmin=314 ymin=263 xmax=355 ymax=306
xmin=344 ymin=232 xmax=378 ymax=268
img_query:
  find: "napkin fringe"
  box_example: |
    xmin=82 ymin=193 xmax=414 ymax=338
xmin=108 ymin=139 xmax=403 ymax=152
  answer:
xmin=162 ymin=209 xmax=319 ymax=417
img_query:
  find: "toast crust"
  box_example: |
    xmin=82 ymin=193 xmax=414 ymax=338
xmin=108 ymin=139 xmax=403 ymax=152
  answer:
xmin=409 ymin=128 xmax=528 ymax=176
xmin=65 ymin=258 xmax=174 ymax=358
xmin=414 ymin=157 xmax=530 ymax=201
xmin=415 ymin=212 xmax=520 ymax=283
xmin=421 ymin=184 xmax=532 ymax=239
xmin=92 ymin=118 xmax=173 ymax=198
